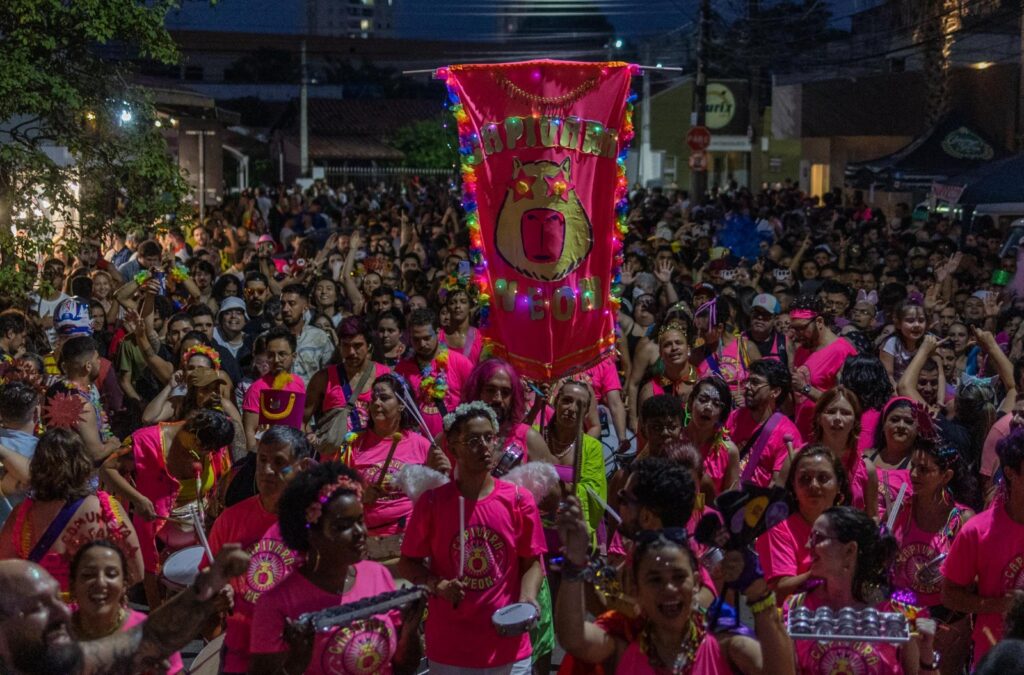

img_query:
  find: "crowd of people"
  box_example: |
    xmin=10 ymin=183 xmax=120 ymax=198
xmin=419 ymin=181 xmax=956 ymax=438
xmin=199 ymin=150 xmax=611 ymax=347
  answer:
xmin=1 ymin=176 xmax=1024 ymax=674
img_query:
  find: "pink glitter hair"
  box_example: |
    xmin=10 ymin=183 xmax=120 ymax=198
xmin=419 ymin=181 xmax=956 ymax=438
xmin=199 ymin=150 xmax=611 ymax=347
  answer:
xmin=463 ymin=357 xmax=526 ymax=426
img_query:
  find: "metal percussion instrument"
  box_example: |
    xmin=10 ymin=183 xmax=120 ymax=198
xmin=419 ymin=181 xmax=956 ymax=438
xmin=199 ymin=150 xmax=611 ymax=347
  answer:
xmin=297 ymin=586 xmax=426 ymax=633
xmin=491 ymin=602 xmax=539 ymax=637
xmin=161 ymin=545 xmax=204 ymax=591
xmin=787 ymin=605 xmax=911 ymax=644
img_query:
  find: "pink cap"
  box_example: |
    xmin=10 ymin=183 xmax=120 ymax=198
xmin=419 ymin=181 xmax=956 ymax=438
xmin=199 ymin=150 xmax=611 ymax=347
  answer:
xmin=257 ymin=234 xmax=275 ymax=245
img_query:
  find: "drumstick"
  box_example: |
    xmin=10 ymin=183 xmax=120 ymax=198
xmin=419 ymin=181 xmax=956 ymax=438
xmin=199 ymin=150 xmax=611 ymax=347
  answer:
xmin=776 ymin=433 xmax=798 ymax=488
xmin=376 ymin=433 xmax=404 ymax=489
xmin=585 ymin=486 xmax=622 ymax=525
xmin=458 ymin=496 xmax=466 ymax=579
xmin=190 ymin=508 xmax=215 ymax=564
xmin=885 ymin=482 xmax=908 ymax=532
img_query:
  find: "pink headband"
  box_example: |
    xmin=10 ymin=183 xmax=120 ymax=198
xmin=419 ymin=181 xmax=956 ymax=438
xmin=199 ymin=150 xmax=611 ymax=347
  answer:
xmin=305 ymin=476 xmax=363 ymax=528
xmin=790 ymin=309 xmax=818 ymax=321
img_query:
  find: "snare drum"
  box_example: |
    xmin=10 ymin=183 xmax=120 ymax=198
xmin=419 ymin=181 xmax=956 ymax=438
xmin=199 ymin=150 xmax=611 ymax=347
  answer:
xmin=366 ymin=534 xmax=404 ymax=562
xmin=161 ymin=545 xmax=204 ymax=591
xmin=491 ymin=602 xmax=539 ymax=637
xmin=188 ymin=634 xmax=224 ymax=675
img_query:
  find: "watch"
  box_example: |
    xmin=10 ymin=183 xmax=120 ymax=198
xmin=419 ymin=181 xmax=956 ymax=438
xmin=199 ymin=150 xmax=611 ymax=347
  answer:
xmin=919 ymin=650 xmax=940 ymax=671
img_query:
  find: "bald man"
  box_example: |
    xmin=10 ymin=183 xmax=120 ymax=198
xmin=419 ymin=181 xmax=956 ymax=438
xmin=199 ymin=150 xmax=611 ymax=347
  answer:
xmin=0 ymin=545 xmax=248 ymax=675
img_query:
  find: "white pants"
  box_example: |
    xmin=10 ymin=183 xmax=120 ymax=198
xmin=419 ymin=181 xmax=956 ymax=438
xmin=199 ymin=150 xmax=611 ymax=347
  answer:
xmin=428 ymin=656 xmax=532 ymax=675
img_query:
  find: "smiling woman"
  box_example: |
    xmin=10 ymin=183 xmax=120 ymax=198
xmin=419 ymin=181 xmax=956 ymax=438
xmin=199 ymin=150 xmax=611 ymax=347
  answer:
xmin=69 ymin=540 xmax=183 ymax=673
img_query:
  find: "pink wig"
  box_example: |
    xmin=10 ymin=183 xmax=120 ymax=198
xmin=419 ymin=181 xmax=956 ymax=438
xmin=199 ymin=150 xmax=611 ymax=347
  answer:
xmin=463 ymin=357 xmax=526 ymax=426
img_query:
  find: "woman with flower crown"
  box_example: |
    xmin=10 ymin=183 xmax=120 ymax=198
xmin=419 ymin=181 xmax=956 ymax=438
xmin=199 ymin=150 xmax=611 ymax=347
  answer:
xmin=249 ymin=462 xmax=425 ymax=675
xmin=141 ymin=343 xmax=241 ymax=425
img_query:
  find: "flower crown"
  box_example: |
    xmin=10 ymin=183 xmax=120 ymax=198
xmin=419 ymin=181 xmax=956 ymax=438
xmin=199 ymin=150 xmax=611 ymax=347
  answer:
xmin=182 ymin=344 xmax=222 ymax=370
xmin=657 ymin=319 xmax=688 ymax=342
xmin=438 ymin=271 xmax=475 ymax=305
xmin=305 ymin=475 xmax=364 ymax=528
xmin=442 ymin=400 xmax=499 ymax=433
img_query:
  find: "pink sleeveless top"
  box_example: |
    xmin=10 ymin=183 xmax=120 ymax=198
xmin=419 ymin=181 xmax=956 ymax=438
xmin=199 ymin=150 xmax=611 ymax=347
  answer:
xmin=696 ymin=338 xmax=749 ymax=394
xmin=890 ymin=501 xmax=971 ymax=607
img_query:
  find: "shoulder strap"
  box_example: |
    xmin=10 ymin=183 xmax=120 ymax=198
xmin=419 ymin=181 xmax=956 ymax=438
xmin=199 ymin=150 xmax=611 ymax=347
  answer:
xmin=739 ymin=412 xmax=784 ymax=484
xmin=28 ymin=497 xmax=86 ymax=563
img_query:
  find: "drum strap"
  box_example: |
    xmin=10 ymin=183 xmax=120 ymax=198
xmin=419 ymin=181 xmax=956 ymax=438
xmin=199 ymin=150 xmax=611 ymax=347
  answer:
xmin=28 ymin=497 xmax=85 ymax=563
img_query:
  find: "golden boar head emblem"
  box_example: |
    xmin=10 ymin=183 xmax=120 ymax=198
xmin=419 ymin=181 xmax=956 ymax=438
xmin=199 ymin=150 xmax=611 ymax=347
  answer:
xmin=494 ymin=157 xmax=593 ymax=281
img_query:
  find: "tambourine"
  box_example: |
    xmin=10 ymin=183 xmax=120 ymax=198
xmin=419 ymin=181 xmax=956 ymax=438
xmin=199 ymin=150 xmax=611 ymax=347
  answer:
xmin=491 ymin=602 xmax=539 ymax=637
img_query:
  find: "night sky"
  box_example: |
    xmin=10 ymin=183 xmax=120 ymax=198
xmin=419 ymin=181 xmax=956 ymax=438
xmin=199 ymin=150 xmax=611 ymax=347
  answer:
xmin=166 ymin=0 xmax=873 ymax=42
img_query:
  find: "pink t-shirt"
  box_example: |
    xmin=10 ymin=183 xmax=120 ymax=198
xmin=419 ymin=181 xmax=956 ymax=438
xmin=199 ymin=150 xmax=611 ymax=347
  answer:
xmin=726 ymin=409 xmax=802 ymax=487
xmin=558 ymin=358 xmax=621 ymax=404
xmin=756 ymin=512 xmax=812 ymax=586
xmin=243 ymin=371 xmax=306 ymax=414
xmin=891 ymin=502 xmax=971 ymax=607
xmin=123 ymin=610 xmax=183 ymax=674
xmin=206 ymin=498 xmax=300 ymax=673
xmin=347 ymin=429 xmax=431 ymax=535
xmin=980 ymin=413 xmax=1012 ymax=478
xmin=400 ymin=480 xmax=547 ymax=668
xmin=785 ymin=594 xmax=903 ymax=674
xmin=439 ymin=327 xmax=483 ymax=364
xmin=875 ymin=467 xmax=912 ymax=520
xmin=394 ymin=348 xmax=474 ymax=437
xmin=321 ymin=362 xmax=393 ymax=427
xmin=696 ymin=338 xmax=750 ymax=395
xmin=942 ymin=502 xmax=1024 ymax=661
xmin=842 ymin=451 xmax=872 ymax=512
xmin=857 ymin=408 xmax=882 ymax=452
xmin=250 ymin=561 xmax=399 ymax=674
xmin=617 ymin=630 xmax=732 ymax=674
xmin=793 ymin=338 xmax=858 ymax=438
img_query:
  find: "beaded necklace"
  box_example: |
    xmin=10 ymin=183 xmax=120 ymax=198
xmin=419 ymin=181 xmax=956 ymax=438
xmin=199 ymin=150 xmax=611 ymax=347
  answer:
xmin=639 ymin=618 xmax=704 ymax=674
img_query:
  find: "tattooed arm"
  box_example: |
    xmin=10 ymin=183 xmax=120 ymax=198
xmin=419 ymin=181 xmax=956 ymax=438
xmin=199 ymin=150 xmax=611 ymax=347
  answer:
xmin=79 ymin=544 xmax=250 ymax=675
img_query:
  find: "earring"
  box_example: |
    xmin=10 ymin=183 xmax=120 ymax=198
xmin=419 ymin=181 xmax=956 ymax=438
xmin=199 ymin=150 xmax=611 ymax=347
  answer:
xmin=312 ymin=547 xmax=321 ymax=573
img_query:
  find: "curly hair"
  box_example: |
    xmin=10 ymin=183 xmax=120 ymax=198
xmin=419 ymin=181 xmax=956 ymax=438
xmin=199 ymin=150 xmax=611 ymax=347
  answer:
xmin=278 ymin=462 xmax=363 ymax=552
xmin=630 ymin=457 xmax=696 ymax=528
xmin=183 ymin=408 xmax=235 ymax=452
xmin=641 ymin=393 xmax=686 ymax=428
xmin=823 ymin=505 xmax=897 ymax=603
xmin=30 ymin=428 xmax=93 ymax=502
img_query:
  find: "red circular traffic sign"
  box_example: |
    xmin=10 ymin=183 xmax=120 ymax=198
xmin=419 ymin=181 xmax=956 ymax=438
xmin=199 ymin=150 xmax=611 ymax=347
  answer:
xmin=686 ymin=126 xmax=711 ymax=152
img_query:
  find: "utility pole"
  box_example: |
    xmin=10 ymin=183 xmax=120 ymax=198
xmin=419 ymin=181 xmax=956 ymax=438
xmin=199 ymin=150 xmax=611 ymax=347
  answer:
xmin=747 ymin=0 xmax=760 ymax=190
xmin=690 ymin=0 xmax=710 ymax=201
xmin=640 ymin=41 xmax=652 ymax=187
xmin=300 ymin=39 xmax=309 ymax=177
xmin=185 ymin=129 xmax=216 ymax=221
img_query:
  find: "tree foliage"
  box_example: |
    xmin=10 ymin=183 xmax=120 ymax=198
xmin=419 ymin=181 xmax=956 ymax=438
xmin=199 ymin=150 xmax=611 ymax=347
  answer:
xmin=391 ymin=118 xmax=459 ymax=169
xmin=0 ymin=0 xmax=189 ymax=294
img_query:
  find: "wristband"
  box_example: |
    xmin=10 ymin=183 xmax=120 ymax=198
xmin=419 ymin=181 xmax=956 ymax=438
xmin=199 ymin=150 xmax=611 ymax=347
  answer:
xmin=919 ymin=650 xmax=940 ymax=672
xmin=561 ymin=559 xmax=589 ymax=582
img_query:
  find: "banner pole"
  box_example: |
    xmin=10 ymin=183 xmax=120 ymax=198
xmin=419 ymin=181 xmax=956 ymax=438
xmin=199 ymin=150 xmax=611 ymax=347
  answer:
xmin=400 ymin=64 xmax=683 ymax=76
